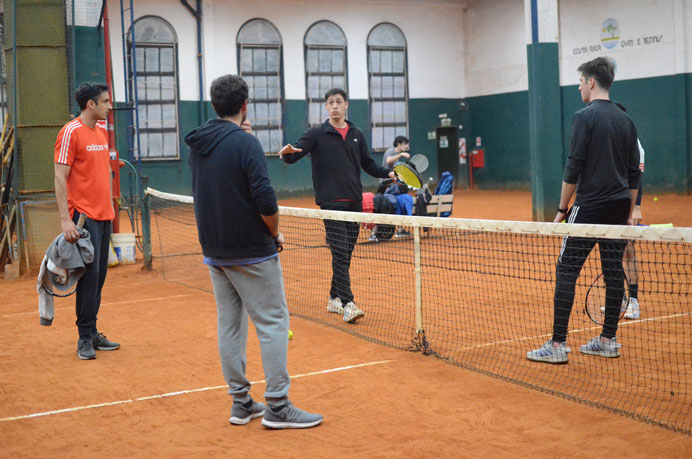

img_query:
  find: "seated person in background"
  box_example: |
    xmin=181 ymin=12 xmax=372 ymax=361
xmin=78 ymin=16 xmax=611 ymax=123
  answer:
xmin=381 ymin=136 xmax=411 ymax=171
xmin=380 ymin=136 xmax=413 ymax=237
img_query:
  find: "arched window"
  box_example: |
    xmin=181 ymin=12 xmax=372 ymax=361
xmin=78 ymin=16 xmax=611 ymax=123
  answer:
xmin=237 ymin=19 xmax=283 ymax=155
xmin=367 ymin=23 xmax=408 ymax=151
xmin=304 ymin=21 xmax=347 ymax=127
xmin=129 ymin=16 xmax=179 ymax=159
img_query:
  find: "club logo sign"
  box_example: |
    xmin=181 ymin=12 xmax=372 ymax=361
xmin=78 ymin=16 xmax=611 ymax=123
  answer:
xmin=601 ymin=18 xmax=620 ymax=50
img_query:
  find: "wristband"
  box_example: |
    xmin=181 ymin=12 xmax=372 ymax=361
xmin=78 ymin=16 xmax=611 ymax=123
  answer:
xmin=557 ymin=206 xmax=568 ymax=213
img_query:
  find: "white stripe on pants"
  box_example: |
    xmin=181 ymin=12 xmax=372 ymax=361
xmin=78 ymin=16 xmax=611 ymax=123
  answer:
xmin=208 ymin=257 xmax=290 ymax=407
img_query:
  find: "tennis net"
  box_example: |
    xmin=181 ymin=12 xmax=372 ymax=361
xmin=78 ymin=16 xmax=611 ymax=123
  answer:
xmin=145 ymin=187 xmax=692 ymax=435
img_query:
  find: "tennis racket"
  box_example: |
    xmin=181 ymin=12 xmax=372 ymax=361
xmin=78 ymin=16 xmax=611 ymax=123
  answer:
xmin=393 ymin=160 xmax=423 ymax=189
xmin=409 ymin=154 xmax=429 ymax=173
xmin=584 ymin=272 xmax=628 ymax=325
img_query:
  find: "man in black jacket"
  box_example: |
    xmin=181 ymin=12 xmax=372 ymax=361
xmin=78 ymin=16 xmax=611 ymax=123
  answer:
xmin=527 ymin=57 xmax=641 ymax=364
xmin=279 ymin=88 xmax=396 ymax=323
xmin=186 ymin=74 xmax=322 ymax=429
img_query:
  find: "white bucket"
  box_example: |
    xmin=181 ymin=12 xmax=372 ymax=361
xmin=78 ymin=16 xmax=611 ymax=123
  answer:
xmin=111 ymin=233 xmax=136 ymax=264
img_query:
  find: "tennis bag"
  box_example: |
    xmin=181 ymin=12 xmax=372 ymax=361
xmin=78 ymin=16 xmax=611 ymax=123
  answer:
xmin=433 ymin=172 xmax=454 ymax=217
xmin=372 ymin=193 xmax=396 ymax=241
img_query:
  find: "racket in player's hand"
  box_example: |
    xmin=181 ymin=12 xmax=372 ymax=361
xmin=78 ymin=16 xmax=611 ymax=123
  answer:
xmin=393 ymin=161 xmax=423 ymax=189
xmin=278 ymin=144 xmax=302 ymax=159
xmin=274 ymin=232 xmax=285 ymax=253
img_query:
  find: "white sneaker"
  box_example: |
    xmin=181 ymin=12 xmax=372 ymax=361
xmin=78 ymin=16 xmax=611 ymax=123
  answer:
xmin=624 ymin=297 xmax=640 ymax=320
xmin=327 ymin=297 xmax=344 ymax=314
xmin=600 ymin=295 xmax=628 ymax=315
xmin=343 ymin=302 xmax=365 ymax=323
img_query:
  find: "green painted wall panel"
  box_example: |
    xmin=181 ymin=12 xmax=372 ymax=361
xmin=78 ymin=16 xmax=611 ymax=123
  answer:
xmin=409 ymin=98 xmax=467 ymax=186
xmin=562 ymin=74 xmax=690 ymax=194
xmin=117 ymin=76 xmax=691 ymax=198
xmin=687 ymin=73 xmax=692 ymax=193
xmin=464 ymin=91 xmax=531 ymax=190
xmin=73 ymin=27 xmax=106 ymax=87
xmin=527 ymin=42 xmax=563 ymax=221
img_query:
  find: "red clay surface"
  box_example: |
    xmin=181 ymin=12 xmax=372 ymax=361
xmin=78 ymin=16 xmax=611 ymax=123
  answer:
xmin=1 ymin=190 xmax=691 ymax=457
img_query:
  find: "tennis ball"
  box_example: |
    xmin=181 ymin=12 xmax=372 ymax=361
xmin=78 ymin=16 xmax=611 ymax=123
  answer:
xmin=653 ymin=197 xmax=658 ymax=202
xmin=288 ymin=330 xmax=293 ymax=340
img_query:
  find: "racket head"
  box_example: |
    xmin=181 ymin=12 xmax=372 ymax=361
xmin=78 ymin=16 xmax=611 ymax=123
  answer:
xmin=409 ymin=154 xmax=429 ymax=173
xmin=584 ymin=272 xmax=628 ymax=325
xmin=393 ymin=161 xmax=423 ymax=189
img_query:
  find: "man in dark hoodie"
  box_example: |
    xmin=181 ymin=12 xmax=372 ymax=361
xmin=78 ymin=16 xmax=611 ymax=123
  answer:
xmin=279 ymin=88 xmax=396 ymax=324
xmin=186 ymin=74 xmax=322 ymax=429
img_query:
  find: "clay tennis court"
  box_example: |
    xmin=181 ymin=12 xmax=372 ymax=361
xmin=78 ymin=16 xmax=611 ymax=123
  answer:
xmin=2 ymin=190 xmax=691 ymax=457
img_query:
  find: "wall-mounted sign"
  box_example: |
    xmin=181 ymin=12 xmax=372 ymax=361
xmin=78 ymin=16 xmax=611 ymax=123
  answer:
xmin=476 ymin=136 xmax=482 ymax=147
xmin=439 ymin=136 xmax=449 ymax=149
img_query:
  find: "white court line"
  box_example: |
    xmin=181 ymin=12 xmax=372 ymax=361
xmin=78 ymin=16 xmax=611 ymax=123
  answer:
xmin=1 ymin=294 xmax=196 ymax=319
xmin=459 ymin=311 xmax=691 ymax=351
xmin=0 ymin=360 xmax=394 ymax=423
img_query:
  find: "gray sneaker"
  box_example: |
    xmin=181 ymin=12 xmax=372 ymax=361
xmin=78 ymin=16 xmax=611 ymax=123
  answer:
xmin=327 ymin=297 xmax=344 ymax=314
xmin=343 ymin=302 xmax=364 ymax=323
xmin=261 ymin=402 xmax=323 ymax=429
xmin=92 ymin=333 xmax=120 ymax=351
xmin=526 ymin=340 xmax=569 ymax=364
xmin=229 ymin=398 xmax=266 ymax=425
xmin=77 ymin=337 xmax=96 ymax=360
xmin=579 ymin=336 xmax=621 ymax=358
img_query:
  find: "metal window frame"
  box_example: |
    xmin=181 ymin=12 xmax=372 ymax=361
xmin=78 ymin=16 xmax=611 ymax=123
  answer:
xmin=304 ymin=43 xmax=348 ymax=127
xmin=238 ymin=42 xmax=284 ymax=155
xmin=367 ymin=45 xmax=409 ymax=152
xmin=128 ymin=41 xmax=180 ymax=161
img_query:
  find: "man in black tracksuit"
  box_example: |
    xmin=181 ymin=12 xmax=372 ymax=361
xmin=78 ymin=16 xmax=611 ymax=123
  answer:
xmin=279 ymin=88 xmax=396 ymax=324
xmin=527 ymin=57 xmax=641 ymax=364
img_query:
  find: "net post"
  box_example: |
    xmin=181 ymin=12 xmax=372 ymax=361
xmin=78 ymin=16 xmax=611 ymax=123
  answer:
xmin=413 ymin=224 xmax=423 ymax=334
xmin=140 ymin=176 xmax=152 ymax=270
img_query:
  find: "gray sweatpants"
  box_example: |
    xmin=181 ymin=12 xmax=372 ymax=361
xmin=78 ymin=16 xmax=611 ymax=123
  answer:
xmin=208 ymin=256 xmax=290 ymax=408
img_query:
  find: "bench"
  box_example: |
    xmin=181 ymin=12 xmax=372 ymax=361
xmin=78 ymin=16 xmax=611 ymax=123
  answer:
xmin=413 ymin=193 xmax=454 ymax=217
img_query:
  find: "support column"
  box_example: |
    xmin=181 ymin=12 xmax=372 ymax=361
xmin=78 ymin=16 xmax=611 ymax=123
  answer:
xmin=525 ymin=0 xmax=563 ymax=221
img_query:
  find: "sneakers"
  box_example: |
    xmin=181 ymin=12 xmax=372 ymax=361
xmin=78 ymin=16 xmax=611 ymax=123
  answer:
xmin=395 ymin=229 xmax=412 ymax=238
xmin=343 ymin=302 xmax=365 ymax=323
xmin=261 ymin=402 xmax=323 ymax=429
xmin=526 ymin=340 xmax=569 ymax=364
xmin=624 ymin=297 xmax=641 ymax=320
xmin=77 ymin=337 xmax=96 ymax=360
xmin=327 ymin=297 xmax=344 ymax=314
xmin=93 ymin=332 xmax=120 ymax=351
xmin=600 ymin=296 xmax=628 ymax=315
xmin=229 ymin=398 xmax=266 ymax=425
xmin=368 ymin=232 xmax=378 ymax=242
xmin=579 ymin=336 xmax=621 ymax=358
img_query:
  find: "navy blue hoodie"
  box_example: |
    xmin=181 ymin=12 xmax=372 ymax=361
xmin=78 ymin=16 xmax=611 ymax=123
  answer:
xmin=185 ymin=119 xmax=278 ymax=258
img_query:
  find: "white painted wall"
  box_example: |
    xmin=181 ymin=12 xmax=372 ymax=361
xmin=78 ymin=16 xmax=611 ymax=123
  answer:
xmin=107 ymin=0 xmax=466 ymax=102
xmin=558 ymin=0 xmax=679 ymax=85
xmin=107 ymin=0 xmax=199 ymax=102
xmin=105 ymin=0 xmax=692 ymax=102
xmin=463 ymin=0 xmax=528 ymax=97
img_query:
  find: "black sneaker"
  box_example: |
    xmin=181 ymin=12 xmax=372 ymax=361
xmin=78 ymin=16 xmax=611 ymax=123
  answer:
xmin=93 ymin=333 xmax=120 ymax=351
xmin=77 ymin=337 xmax=96 ymax=360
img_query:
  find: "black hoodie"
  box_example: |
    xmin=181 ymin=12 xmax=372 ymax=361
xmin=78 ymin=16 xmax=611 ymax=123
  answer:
xmin=185 ymin=119 xmax=278 ymax=259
